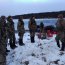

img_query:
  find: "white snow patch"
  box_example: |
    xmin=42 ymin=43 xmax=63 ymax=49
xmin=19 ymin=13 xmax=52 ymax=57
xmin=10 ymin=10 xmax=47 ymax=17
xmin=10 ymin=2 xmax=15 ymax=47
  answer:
xmin=6 ymin=32 xmax=65 ymax=65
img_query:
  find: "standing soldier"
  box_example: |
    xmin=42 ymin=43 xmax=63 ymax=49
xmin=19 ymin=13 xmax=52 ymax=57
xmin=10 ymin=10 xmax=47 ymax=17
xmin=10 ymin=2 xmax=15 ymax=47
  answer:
xmin=1 ymin=16 xmax=10 ymax=53
xmin=7 ymin=16 xmax=17 ymax=49
xmin=6 ymin=22 xmax=10 ymax=53
xmin=55 ymin=14 xmax=65 ymax=51
xmin=17 ymin=16 xmax=25 ymax=46
xmin=28 ymin=16 xmax=37 ymax=43
xmin=39 ymin=22 xmax=46 ymax=39
xmin=0 ymin=16 xmax=6 ymax=65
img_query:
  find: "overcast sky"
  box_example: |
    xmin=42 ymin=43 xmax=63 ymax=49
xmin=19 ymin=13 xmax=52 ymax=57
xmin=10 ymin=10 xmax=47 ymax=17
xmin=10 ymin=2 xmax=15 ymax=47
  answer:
xmin=0 ymin=0 xmax=65 ymax=16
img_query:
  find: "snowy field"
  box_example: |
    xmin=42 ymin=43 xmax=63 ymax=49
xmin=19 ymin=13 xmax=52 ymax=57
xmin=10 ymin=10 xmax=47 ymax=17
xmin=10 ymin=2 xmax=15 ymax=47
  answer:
xmin=6 ymin=32 xmax=65 ymax=65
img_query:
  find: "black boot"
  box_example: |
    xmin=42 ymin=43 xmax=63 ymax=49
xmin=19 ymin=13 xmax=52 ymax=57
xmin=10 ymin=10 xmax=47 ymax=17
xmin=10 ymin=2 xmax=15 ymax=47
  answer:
xmin=13 ymin=44 xmax=17 ymax=49
xmin=13 ymin=36 xmax=17 ymax=48
xmin=60 ymin=42 xmax=65 ymax=51
xmin=10 ymin=41 xmax=17 ymax=49
xmin=19 ymin=39 xmax=24 ymax=46
xmin=31 ymin=37 xmax=35 ymax=43
xmin=13 ymin=40 xmax=17 ymax=48
xmin=6 ymin=48 xmax=10 ymax=52
xmin=9 ymin=40 xmax=13 ymax=49
xmin=57 ymin=41 xmax=60 ymax=48
xmin=6 ymin=48 xmax=10 ymax=55
xmin=10 ymin=44 xmax=15 ymax=49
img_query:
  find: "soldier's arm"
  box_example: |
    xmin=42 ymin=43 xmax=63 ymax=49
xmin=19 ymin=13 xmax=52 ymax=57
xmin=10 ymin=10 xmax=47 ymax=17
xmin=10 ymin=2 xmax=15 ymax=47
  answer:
xmin=17 ymin=21 xmax=20 ymax=32
xmin=6 ymin=22 xmax=9 ymax=32
xmin=63 ymin=20 xmax=65 ymax=29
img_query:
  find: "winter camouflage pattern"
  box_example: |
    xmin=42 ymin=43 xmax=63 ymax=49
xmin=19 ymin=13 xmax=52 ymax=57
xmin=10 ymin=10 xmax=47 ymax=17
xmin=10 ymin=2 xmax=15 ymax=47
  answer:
xmin=17 ymin=16 xmax=25 ymax=45
xmin=28 ymin=17 xmax=37 ymax=37
xmin=17 ymin=17 xmax=25 ymax=38
xmin=7 ymin=20 xmax=15 ymax=38
xmin=28 ymin=17 xmax=37 ymax=43
xmin=0 ymin=16 xmax=6 ymax=65
xmin=56 ymin=16 xmax=65 ymax=42
xmin=7 ymin=16 xmax=16 ymax=49
xmin=39 ymin=22 xmax=46 ymax=39
xmin=55 ymin=14 xmax=65 ymax=51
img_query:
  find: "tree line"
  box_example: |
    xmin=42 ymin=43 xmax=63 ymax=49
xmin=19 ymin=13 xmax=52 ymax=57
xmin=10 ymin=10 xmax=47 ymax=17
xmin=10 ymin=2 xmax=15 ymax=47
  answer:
xmin=12 ymin=11 xmax=65 ymax=19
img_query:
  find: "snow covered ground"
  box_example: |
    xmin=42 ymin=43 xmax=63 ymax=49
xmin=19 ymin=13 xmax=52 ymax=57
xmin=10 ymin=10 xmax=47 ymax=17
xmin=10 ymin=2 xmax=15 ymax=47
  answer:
xmin=6 ymin=32 xmax=65 ymax=65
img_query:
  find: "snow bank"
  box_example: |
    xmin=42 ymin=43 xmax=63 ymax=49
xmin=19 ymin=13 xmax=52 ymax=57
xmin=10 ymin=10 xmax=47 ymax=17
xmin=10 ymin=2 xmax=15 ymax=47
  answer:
xmin=6 ymin=32 xmax=65 ymax=65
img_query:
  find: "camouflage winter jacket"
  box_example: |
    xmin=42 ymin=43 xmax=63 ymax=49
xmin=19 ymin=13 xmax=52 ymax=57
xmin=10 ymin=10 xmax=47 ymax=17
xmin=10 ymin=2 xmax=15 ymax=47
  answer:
xmin=28 ymin=20 xmax=37 ymax=31
xmin=7 ymin=21 xmax=15 ymax=34
xmin=0 ymin=20 xmax=7 ymax=40
xmin=56 ymin=19 xmax=65 ymax=32
xmin=17 ymin=20 xmax=25 ymax=36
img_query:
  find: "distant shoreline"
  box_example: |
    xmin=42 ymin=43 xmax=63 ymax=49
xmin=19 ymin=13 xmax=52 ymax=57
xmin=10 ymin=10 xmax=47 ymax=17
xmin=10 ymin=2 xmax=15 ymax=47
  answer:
xmin=12 ymin=11 xmax=65 ymax=19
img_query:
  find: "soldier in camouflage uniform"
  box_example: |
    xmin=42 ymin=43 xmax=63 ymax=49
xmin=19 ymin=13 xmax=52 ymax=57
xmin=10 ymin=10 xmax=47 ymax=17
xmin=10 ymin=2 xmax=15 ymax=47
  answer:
xmin=39 ymin=22 xmax=46 ymax=39
xmin=17 ymin=16 xmax=25 ymax=46
xmin=7 ymin=16 xmax=17 ymax=49
xmin=55 ymin=14 xmax=65 ymax=51
xmin=28 ymin=16 xmax=37 ymax=43
xmin=0 ymin=16 xmax=6 ymax=65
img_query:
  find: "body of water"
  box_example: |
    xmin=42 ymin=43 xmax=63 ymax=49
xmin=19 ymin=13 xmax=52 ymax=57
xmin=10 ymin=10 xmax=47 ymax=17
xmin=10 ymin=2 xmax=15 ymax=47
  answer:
xmin=13 ymin=18 xmax=57 ymax=30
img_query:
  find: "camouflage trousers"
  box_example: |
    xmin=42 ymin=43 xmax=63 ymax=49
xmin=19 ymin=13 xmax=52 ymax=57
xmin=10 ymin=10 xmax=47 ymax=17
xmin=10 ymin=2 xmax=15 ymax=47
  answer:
xmin=55 ymin=31 xmax=65 ymax=43
xmin=18 ymin=32 xmax=24 ymax=39
xmin=0 ymin=54 xmax=6 ymax=65
xmin=30 ymin=30 xmax=36 ymax=37
xmin=0 ymin=42 xmax=6 ymax=65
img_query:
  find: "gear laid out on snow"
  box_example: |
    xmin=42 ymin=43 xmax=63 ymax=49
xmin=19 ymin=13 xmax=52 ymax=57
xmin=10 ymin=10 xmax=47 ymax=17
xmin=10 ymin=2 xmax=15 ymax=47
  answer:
xmin=37 ymin=33 xmax=46 ymax=39
xmin=47 ymin=30 xmax=53 ymax=37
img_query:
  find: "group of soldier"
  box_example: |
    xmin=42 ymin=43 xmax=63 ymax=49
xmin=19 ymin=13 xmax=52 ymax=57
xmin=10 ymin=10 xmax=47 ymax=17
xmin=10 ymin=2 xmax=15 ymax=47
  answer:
xmin=15 ymin=14 xmax=65 ymax=51
xmin=0 ymin=15 xmax=37 ymax=65
xmin=0 ymin=14 xmax=65 ymax=65
xmin=0 ymin=16 xmax=17 ymax=65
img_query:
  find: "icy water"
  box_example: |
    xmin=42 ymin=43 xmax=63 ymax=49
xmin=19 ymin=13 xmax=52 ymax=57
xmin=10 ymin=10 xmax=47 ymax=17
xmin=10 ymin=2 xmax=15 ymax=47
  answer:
xmin=13 ymin=18 xmax=57 ymax=30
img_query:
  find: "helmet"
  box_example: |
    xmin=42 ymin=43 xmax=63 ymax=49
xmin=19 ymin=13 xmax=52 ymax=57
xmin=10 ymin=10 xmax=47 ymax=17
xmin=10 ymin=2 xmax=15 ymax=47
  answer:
xmin=7 ymin=16 xmax=12 ymax=21
xmin=1 ymin=16 xmax=6 ymax=20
